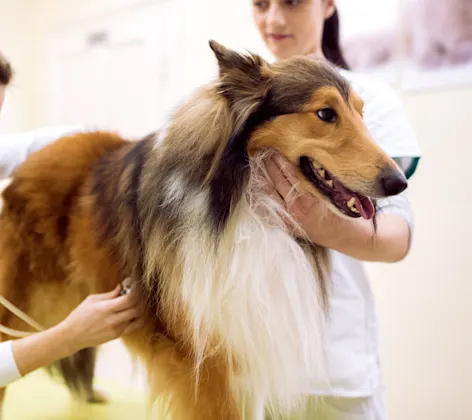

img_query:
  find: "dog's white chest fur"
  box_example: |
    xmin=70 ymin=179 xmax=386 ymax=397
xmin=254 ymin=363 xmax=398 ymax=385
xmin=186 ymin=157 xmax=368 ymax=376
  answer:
xmin=0 ymin=179 xmax=12 ymax=215
xmin=174 ymin=174 xmax=329 ymax=415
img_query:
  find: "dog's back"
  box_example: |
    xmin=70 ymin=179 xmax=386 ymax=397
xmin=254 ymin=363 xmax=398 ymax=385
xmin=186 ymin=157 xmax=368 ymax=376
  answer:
xmin=0 ymin=130 xmax=127 ymax=403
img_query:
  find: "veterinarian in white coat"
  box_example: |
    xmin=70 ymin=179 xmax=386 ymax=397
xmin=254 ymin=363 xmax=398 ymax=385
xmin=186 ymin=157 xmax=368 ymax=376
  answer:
xmin=0 ymin=54 xmax=143 ymax=388
xmin=252 ymin=1 xmax=421 ymax=419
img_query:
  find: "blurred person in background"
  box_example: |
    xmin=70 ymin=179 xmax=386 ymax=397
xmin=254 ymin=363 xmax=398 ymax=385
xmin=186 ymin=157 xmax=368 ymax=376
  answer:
xmin=0 ymin=53 xmax=83 ymax=179
xmin=251 ymin=1 xmax=421 ymax=419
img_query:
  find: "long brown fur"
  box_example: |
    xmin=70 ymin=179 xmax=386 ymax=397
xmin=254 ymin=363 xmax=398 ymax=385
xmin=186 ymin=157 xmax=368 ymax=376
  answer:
xmin=0 ymin=41 xmax=406 ymax=419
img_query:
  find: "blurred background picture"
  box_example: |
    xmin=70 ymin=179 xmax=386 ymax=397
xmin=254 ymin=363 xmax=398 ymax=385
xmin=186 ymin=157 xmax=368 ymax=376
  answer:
xmin=337 ymin=0 xmax=472 ymax=92
xmin=337 ymin=0 xmax=402 ymax=84
xmin=399 ymin=0 xmax=472 ymax=91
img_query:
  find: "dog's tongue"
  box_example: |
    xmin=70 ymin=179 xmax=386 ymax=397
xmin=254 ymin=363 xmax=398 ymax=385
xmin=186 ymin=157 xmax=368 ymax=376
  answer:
xmin=355 ymin=196 xmax=375 ymax=220
xmin=332 ymin=179 xmax=375 ymax=220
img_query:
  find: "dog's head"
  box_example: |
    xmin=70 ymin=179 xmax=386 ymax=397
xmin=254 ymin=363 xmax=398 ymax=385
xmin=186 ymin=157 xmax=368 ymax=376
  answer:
xmin=209 ymin=40 xmax=407 ymax=221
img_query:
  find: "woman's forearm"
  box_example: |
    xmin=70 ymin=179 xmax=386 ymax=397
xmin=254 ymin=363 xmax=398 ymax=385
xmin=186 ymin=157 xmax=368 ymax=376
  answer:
xmin=12 ymin=324 xmax=71 ymax=377
xmin=0 ymin=285 xmax=142 ymax=387
xmin=329 ymin=213 xmax=411 ymax=263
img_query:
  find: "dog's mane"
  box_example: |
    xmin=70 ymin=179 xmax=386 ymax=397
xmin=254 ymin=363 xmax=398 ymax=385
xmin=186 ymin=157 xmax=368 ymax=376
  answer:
xmin=90 ymin=54 xmax=340 ymax=318
xmin=89 ymin=79 xmax=271 ymax=294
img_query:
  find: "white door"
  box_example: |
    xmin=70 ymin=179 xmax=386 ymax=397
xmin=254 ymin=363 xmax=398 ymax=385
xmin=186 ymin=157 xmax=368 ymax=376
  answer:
xmin=48 ymin=43 xmax=107 ymax=128
xmin=44 ymin=0 xmax=180 ymax=139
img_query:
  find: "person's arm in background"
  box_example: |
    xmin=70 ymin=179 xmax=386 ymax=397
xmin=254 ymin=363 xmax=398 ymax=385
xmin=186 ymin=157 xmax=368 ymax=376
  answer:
xmin=0 ymin=125 xmax=85 ymax=179
xmin=0 ymin=285 xmax=143 ymax=387
xmin=0 ymin=55 xmax=85 ymax=180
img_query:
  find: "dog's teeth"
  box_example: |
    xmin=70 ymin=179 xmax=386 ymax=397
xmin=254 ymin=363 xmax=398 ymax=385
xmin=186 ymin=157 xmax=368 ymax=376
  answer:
xmin=312 ymin=161 xmax=322 ymax=169
xmin=326 ymin=180 xmax=333 ymax=188
xmin=317 ymin=169 xmax=325 ymax=178
xmin=347 ymin=198 xmax=360 ymax=213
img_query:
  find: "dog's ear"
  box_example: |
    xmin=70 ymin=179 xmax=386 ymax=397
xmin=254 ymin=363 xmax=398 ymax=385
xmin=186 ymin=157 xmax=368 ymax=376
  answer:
xmin=209 ymin=40 xmax=274 ymax=115
xmin=207 ymin=41 xmax=276 ymax=232
xmin=209 ymin=40 xmax=267 ymax=74
xmin=209 ymin=40 xmax=241 ymax=73
xmin=209 ymin=40 xmax=273 ymax=87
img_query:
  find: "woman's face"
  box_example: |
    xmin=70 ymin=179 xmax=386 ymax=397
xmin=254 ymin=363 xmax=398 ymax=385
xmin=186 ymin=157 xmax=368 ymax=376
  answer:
xmin=252 ymin=0 xmax=335 ymax=60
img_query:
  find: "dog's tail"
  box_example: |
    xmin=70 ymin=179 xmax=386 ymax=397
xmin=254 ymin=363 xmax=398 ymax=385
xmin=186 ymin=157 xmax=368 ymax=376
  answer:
xmin=46 ymin=347 xmax=106 ymax=403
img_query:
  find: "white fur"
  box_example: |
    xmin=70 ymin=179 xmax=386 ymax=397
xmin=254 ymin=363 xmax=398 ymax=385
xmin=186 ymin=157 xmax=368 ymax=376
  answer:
xmin=0 ymin=179 xmax=12 ymax=215
xmin=168 ymin=156 xmax=329 ymax=416
xmin=162 ymin=172 xmax=187 ymax=207
xmin=153 ymin=122 xmax=170 ymax=150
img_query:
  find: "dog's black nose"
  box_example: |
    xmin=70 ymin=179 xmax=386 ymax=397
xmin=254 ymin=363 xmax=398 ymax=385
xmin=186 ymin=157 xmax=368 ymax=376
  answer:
xmin=381 ymin=171 xmax=408 ymax=196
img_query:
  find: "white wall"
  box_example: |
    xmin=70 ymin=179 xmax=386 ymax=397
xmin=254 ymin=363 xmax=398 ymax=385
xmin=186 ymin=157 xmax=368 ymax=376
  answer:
xmin=2 ymin=0 xmax=268 ymax=130
xmin=367 ymin=85 xmax=472 ymax=420
xmin=28 ymin=0 xmax=169 ymax=130
xmin=1 ymin=1 xmax=471 ymax=419
xmin=0 ymin=0 xmax=33 ymax=134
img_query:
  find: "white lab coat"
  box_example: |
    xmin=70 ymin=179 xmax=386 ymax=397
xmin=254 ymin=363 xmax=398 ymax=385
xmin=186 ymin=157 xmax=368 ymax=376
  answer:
xmin=0 ymin=125 xmax=85 ymax=179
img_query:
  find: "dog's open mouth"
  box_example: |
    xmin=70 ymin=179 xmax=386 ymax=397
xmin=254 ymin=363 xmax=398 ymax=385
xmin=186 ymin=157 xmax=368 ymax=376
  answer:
xmin=299 ymin=156 xmax=375 ymax=220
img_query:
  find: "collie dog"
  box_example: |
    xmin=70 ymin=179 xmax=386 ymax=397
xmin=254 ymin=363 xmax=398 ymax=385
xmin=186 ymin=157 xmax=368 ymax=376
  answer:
xmin=0 ymin=41 xmax=407 ymax=419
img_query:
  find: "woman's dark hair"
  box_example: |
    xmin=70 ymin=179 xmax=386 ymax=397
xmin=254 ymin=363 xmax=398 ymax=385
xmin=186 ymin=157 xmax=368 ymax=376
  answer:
xmin=0 ymin=53 xmax=14 ymax=86
xmin=322 ymin=9 xmax=350 ymax=70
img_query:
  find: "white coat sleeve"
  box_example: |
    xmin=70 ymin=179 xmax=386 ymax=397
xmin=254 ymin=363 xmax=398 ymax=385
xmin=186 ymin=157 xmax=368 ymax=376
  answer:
xmin=0 ymin=341 xmax=22 ymax=387
xmin=0 ymin=125 xmax=85 ymax=179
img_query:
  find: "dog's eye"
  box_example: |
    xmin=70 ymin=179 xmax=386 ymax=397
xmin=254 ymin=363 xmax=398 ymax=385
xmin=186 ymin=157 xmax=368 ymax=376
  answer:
xmin=316 ymin=108 xmax=337 ymax=123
